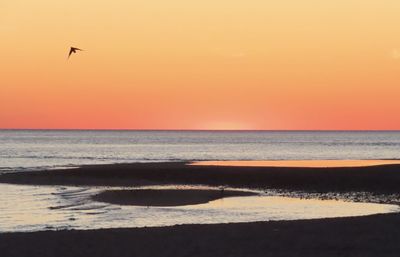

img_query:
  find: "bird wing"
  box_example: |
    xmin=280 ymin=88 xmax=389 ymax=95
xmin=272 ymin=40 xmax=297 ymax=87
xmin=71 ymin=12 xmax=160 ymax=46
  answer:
xmin=73 ymin=47 xmax=83 ymax=51
xmin=68 ymin=48 xmax=74 ymax=58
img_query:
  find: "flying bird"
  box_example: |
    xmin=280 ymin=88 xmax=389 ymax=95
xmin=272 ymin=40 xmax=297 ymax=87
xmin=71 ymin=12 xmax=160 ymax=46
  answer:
xmin=68 ymin=47 xmax=83 ymax=59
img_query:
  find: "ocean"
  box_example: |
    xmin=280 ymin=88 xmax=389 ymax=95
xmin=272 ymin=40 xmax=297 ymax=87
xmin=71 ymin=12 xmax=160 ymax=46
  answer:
xmin=1 ymin=130 xmax=400 ymax=173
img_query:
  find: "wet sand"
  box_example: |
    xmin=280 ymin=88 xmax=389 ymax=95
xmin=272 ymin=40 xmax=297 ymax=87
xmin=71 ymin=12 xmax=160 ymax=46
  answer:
xmin=1 ymin=213 xmax=400 ymax=257
xmin=1 ymin=161 xmax=400 ymax=256
xmin=92 ymin=189 xmax=257 ymax=206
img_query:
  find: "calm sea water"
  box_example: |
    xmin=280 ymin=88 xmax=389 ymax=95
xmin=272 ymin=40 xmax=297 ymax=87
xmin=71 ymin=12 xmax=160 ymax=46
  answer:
xmin=1 ymin=130 xmax=400 ymax=172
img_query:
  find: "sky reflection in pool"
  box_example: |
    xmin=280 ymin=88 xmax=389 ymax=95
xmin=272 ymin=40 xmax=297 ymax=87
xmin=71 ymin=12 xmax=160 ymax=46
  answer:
xmin=0 ymin=183 xmax=399 ymax=232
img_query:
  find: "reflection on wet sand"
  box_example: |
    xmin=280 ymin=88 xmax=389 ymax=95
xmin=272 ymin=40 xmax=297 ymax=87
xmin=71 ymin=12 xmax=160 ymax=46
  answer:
xmin=190 ymin=160 xmax=400 ymax=168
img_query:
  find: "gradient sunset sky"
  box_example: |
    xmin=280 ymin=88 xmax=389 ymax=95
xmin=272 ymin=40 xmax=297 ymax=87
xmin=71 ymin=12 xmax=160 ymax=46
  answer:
xmin=1 ymin=1 xmax=400 ymax=130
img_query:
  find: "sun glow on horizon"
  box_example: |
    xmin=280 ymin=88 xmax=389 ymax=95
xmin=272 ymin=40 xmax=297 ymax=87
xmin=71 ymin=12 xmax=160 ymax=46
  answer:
xmin=195 ymin=121 xmax=255 ymax=131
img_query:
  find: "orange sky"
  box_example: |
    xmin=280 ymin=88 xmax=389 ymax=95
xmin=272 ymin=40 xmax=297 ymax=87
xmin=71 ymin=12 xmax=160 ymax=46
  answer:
xmin=1 ymin=1 xmax=400 ymax=130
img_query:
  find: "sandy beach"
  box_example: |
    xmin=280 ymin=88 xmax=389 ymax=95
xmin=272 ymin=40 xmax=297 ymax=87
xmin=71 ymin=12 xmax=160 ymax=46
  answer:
xmin=1 ymin=161 xmax=400 ymax=256
xmin=1 ymin=213 xmax=400 ymax=257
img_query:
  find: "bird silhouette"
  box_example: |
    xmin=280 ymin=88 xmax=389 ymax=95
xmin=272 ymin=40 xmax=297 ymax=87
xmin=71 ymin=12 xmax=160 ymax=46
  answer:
xmin=68 ymin=47 xmax=83 ymax=59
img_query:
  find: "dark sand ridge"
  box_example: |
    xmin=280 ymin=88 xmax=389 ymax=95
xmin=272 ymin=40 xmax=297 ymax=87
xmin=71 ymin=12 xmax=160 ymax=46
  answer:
xmin=1 ymin=213 xmax=400 ymax=257
xmin=92 ymin=189 xmax=257 ymax=206
xmin=2 ymin=162 xmax=400 ymax=199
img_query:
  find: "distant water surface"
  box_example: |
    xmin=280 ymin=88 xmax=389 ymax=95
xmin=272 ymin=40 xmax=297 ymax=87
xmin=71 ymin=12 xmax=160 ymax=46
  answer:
xmin=1 ymin=130 xmax=400 ymax=172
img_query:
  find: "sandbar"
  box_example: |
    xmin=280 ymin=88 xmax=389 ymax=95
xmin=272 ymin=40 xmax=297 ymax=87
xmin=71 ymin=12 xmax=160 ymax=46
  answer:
xmin=92 ymin=189 xmax=257 ymax=206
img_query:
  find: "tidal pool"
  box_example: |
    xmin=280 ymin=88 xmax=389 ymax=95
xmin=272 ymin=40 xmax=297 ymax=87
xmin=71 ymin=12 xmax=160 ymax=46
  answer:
xmin=0 ymin=183 xmax=399 ymax=233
